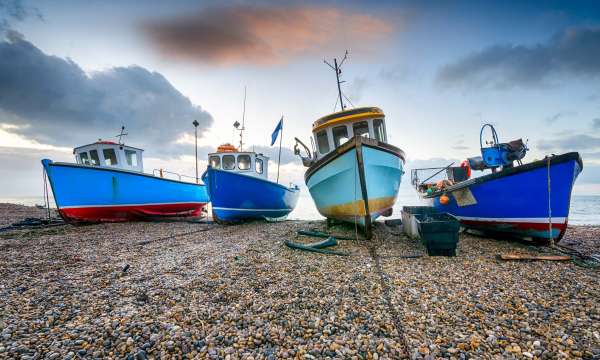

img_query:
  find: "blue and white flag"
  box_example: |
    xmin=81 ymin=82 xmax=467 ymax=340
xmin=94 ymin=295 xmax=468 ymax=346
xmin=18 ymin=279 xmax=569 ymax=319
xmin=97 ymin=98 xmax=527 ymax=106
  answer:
xmin=271 ymin=117 xmax=283 ymax=146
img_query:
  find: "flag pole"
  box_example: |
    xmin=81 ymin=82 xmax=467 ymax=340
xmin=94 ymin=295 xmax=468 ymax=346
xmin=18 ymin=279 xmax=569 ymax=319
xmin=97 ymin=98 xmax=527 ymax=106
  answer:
xmin=277 ymin=117 xmax=283 ymax=184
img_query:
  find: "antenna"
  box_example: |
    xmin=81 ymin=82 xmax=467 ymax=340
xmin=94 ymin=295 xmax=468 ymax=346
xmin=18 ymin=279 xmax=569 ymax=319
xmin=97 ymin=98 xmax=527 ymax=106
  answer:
xmin=324 ymin=50 xmax=349 ymax=111
xmin=233 ymin=86 xmax=247 ymax=151
xmin=116 ymin=126 xmax=128 ymax=145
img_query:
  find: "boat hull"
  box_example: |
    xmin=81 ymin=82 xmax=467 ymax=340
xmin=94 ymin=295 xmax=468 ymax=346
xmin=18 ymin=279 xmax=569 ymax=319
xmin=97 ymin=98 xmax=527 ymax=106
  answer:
xmin=42 ymin=160 xmax=209 ymax=223
xmin=305 ymin=136 xmax=404 ymax=238
xmin=203 ymin=167 xmax=300 ymax=222
xmin=425 ymin=153 xmax=582 ymax=241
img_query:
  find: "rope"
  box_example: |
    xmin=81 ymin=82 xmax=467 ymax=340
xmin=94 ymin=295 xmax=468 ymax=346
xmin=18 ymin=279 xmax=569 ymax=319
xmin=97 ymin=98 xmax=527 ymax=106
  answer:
xmin=367 ymin=232 xmax=411 ymax=357
xmin=42 ymin=168 xmax=51 ymax=221
xmin=546 ymin=156 xmax=553 ymax=247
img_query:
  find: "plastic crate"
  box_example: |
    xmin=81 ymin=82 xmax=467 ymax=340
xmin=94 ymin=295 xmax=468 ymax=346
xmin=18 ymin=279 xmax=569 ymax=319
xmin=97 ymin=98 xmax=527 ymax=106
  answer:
xmin=401 ymin=206 xmax=439 ymax=239
xmin=415 ymin=213 xmax=460 ymax=256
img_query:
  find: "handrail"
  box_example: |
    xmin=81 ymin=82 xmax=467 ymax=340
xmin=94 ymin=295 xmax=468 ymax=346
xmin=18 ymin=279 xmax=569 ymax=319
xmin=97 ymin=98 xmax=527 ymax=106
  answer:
xmin=152 ymin=169 xmax=201 ymax=183
xmin=152 ymin=168 xmax=181 ymax=181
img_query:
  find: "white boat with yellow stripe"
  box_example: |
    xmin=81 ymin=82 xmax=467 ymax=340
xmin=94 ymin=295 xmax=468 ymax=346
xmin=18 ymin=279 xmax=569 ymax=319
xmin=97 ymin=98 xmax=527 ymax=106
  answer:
xmin=295 ymin=54 xmax=405 ymax=238
xmin=295 ymin=106 xmax=405 ymax=238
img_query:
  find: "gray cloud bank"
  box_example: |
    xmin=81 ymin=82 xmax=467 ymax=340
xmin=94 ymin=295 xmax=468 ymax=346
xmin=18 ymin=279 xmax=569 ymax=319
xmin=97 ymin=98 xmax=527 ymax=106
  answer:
xmin=437 ymin=27 xmax=600 ymax=89
xmin=0 ymin=32 xmax=212 ymax=156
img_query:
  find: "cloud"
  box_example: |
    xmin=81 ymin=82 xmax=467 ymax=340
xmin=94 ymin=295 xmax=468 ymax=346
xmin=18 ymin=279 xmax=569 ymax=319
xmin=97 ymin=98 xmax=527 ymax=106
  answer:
xmin=538 ymin=134 xmax=600 ymax=152
xmin=593 ymin=118 xmax=600 ymax=130
xmin=346 ymin=77 xmax=369 ymax=105
xmin=252 ymin=145 xmax=297 ymax=165
xmin=544 ymin=111 xmax=576 ymax=124
xmin=142 ymin=4 xmax=392 ymax=66
xmin=0 ymin=0 xmax=41 ymax=33
xmin=0 ymin=34 xmax=212 ymax=156
xmin=437 ymin=27 xmax=600 ymax=89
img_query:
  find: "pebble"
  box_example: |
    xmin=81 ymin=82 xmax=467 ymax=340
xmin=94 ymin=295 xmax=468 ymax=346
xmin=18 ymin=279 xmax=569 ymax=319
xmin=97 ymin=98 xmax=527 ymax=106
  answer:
xmin=0 ymin=204 xmax=598 ymax=358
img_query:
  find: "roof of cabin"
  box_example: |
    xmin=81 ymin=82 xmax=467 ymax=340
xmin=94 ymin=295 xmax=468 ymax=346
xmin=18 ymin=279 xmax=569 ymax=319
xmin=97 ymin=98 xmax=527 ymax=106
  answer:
xmin=73 ymin=141 xmax=144 ymax=152
xmin=208 ymin=151 xmax=269 ymax=159
xmin=216 ymin=143 xmax=238 ymax=153
xmin=312 ymin=106 xmax=384 ymax=133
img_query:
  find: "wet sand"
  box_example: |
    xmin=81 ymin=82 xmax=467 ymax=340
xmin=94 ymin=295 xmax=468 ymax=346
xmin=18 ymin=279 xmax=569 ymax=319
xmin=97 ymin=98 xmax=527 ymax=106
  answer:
xmin=0 ymin=204 xmax=598 ymax=359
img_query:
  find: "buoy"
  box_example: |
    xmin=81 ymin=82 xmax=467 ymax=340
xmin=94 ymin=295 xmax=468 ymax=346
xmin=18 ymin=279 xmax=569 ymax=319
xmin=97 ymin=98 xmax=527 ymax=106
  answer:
xmin=440 ymin=194 xmax=450 ymax=205
xmin=426 ymin=188 xmax=434 ymax=195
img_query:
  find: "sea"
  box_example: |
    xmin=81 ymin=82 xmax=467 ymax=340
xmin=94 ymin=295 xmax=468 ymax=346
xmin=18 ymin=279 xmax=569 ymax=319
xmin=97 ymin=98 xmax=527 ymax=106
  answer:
xmin=3 ymin=186 xmax=599 ymax=225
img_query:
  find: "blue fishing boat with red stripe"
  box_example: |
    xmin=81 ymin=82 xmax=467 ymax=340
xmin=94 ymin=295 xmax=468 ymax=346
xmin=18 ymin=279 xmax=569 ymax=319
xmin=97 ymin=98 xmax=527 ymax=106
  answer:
xmin=412 ymin=124 xmax=582 ymax=243
xmin=42 ymin=129 xmax=209 ymax=223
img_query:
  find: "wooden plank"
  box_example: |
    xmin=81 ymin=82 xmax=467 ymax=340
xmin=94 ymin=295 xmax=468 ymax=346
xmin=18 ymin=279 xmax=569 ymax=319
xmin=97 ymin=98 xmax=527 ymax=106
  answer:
xmin=499 ymin=254 xmax=571 ymax=261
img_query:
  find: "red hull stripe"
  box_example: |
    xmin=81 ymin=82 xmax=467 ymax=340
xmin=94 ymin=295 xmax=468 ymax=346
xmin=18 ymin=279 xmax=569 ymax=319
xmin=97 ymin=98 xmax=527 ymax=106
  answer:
xmin=59 ymin=202 xmax=206 ymax=222
xmin=460 ymin=219 xmax=567 ymax=232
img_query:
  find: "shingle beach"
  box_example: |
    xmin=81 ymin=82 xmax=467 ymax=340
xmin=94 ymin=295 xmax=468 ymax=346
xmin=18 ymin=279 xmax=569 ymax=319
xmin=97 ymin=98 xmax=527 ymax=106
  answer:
xmin=0 ymin=204 xmax=598 ymax=359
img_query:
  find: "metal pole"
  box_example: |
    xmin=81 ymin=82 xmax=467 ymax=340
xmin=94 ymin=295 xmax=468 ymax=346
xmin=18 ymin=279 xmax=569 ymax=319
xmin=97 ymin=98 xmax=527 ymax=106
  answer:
xmin=192 ymin=120 xmax=199 ymax=184
xmin=277 ymin=118 xmax=283 ymax=184
xmin=334 ymin=58 xmax=344 ymax=110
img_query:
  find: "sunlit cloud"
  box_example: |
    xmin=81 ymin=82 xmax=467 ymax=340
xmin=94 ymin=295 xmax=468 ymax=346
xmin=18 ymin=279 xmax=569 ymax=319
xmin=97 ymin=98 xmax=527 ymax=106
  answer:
xmin=143 ymin=5 xmax=393 ymax=66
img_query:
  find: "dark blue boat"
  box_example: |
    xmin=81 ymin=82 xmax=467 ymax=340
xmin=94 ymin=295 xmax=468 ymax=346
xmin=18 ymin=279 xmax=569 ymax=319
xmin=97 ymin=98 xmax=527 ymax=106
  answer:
xmin=413 ymin=125 xmax=582 ymax=243
xmin=202 ymin=145 xmax=299 ymax=222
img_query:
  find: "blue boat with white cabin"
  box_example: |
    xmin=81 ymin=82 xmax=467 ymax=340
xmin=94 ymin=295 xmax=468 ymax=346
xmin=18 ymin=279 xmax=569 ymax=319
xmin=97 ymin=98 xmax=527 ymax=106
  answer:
xmin=412 ymin=124 xmax=582 ymax=243
xmin=42 ymin=130 xmax=209 ymax=223
xmin=202 ymin=143 xmax=300 ymax=222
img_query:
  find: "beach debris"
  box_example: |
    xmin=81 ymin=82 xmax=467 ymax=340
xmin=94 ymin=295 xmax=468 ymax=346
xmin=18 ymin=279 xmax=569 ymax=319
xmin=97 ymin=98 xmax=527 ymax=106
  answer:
xmin=0 ymin=217 xmax=65 ymax=232
xmin=284 ymin=236 xmax=350 ymax=256
xmin=499 ymin=253 xmax=571 ymax=261
xmin=122 ymin=264 xmax=130 ymax=273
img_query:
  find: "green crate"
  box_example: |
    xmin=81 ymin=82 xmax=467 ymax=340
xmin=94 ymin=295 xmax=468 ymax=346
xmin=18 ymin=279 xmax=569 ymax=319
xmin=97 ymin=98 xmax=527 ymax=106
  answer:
xmin=415 ymin=213 xmax=460 ymax=257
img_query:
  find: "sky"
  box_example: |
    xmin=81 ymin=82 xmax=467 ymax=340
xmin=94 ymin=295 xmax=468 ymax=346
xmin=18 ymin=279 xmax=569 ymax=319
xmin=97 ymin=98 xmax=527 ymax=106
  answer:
xmin=1 ymin=0 xmax=600 ymax=200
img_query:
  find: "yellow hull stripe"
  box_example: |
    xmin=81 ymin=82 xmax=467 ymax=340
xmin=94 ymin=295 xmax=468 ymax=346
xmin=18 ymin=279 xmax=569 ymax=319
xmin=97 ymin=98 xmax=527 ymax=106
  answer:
xmin=320 ymin=196 xmax=396 ymax=218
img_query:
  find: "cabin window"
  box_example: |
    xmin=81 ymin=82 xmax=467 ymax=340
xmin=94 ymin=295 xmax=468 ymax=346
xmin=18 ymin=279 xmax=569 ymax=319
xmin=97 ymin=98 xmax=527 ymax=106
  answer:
xmin=332 ymin=125 xmax=349 ymax=147
xmin=222 ymin=155 xmax=235 ymax=170
xmin=89 ymin=150 xmax=100 ymax=165
xmin=125 ymin=150 xmax=138 ymax=167
xmin=103 ymin=148 xmax=118 ymax=166
xmin=255 ymin=158 xmax=263 ymax=174
xmin=353 ymin=121 xmax=370 ymax=138
xmin=373 ymin=119 xmax=386 ymax=142
xmin=237 ymin=154 xmax=251 ymax=170
xmin=209 ymin=155 xmax=221 ymax=169
xmin=316 ymin=130 xmax=330 ymax=154
xmin=79 ymin=152 xmax=90 ymax=165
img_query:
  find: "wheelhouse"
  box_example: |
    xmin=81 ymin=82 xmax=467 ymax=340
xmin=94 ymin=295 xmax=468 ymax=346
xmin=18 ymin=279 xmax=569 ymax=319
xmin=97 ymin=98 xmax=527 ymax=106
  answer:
xmin=311 ymin=107 xmax=388 ymax=159
xmin=73 ymin=141 xmax=144 ymax=172
xmin=208 ymin=144 xmax=269 ymax=180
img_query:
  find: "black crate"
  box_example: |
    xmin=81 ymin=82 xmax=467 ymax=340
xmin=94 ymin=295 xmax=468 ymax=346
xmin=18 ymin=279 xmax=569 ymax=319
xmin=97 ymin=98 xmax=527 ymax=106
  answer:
xmin=401 ymin=206 xmax=439 ymax=238
xmin=447 ymin=166 xmax=469 ymax=183
xmin=415 ymin=213 xmax=460 ymax=257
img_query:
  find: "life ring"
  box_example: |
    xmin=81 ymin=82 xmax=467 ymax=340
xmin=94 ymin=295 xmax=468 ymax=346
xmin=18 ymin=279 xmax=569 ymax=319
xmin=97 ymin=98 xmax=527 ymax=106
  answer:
xmin=460 ymin=159 xmax=471 ymax=179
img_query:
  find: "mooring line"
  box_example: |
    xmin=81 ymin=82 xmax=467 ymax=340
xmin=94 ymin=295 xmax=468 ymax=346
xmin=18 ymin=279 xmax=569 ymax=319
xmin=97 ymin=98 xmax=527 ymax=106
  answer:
xmin=366 ymin=234 xmax=411 ymax=358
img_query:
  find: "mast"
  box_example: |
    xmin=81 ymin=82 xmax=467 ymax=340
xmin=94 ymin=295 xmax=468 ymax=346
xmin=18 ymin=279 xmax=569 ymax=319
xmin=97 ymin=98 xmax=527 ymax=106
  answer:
xmin=324 ymin=50 xmax=348 ymax=111
xmin=240 ymin=86 xmax=246 ymax=151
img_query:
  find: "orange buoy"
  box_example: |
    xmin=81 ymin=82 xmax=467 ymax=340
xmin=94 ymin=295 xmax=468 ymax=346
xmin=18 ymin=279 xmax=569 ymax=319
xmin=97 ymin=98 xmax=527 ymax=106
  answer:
xmin=216 ymin=143 xmax=238 ymax=153
xmin=440 ymin=194 xmax=450 ymax=205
